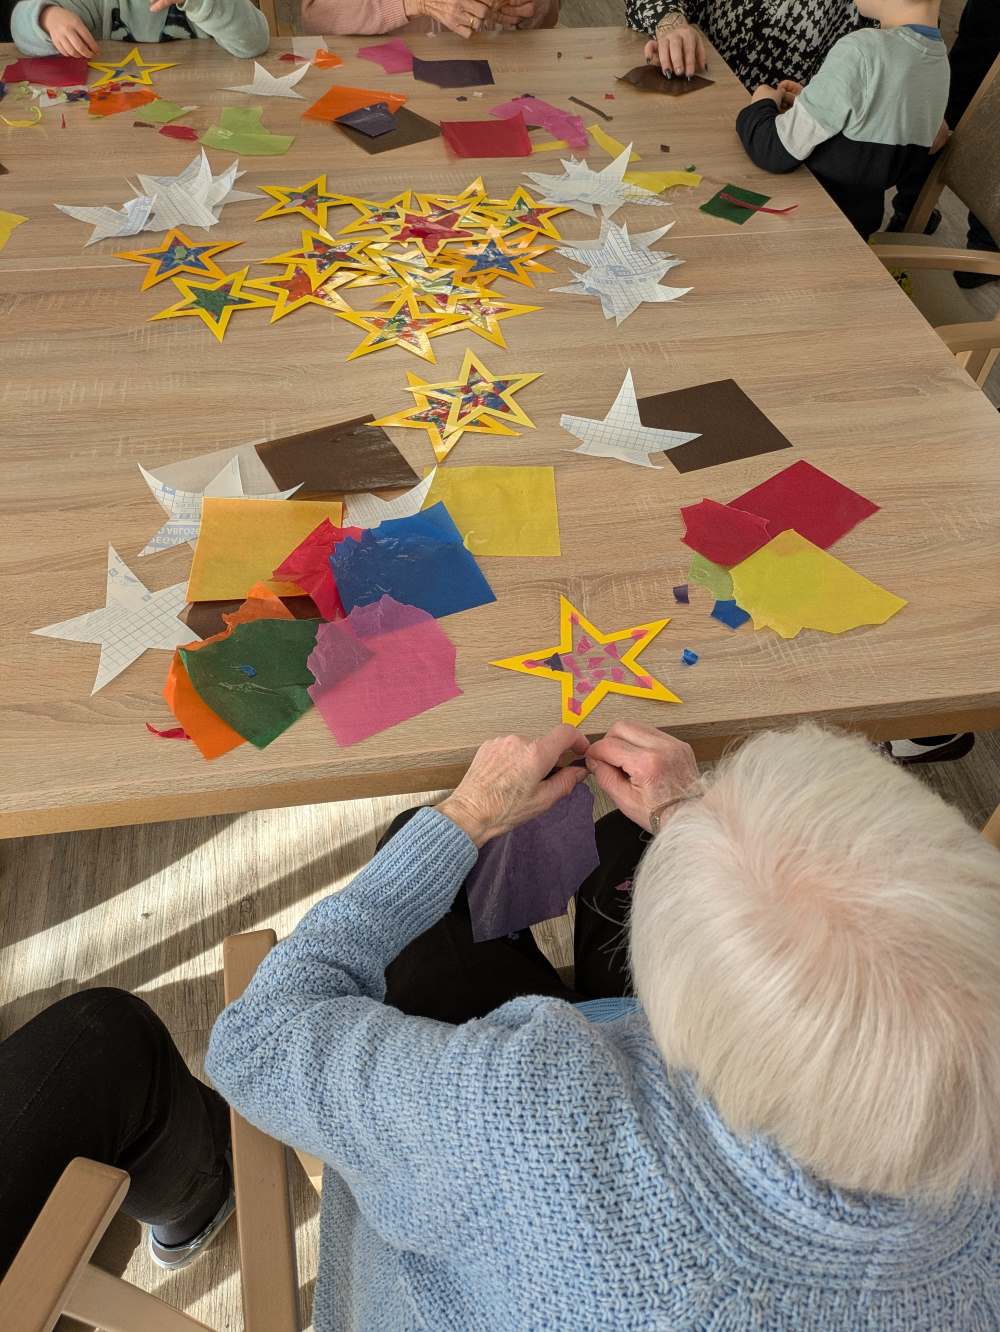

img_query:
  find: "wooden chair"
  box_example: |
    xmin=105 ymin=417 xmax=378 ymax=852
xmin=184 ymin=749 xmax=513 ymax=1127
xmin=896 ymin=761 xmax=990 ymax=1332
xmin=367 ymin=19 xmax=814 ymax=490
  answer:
xmin=0 ymin=1158 xmax=212 ymax=1332
xmin=870 ymin=51 xmax=1000 ymax=386
xmin=254 ymin=0 xmax=293 ymax=40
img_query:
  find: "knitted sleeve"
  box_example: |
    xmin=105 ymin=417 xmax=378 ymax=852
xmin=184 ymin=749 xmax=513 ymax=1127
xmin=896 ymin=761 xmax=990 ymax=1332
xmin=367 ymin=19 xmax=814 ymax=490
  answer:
xmin=299 ymin=0 xmax=407 ymax=36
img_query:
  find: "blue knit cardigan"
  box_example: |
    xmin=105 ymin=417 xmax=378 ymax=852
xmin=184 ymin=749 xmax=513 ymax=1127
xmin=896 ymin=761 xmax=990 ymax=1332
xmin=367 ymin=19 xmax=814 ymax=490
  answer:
xmin=207 ymin=807 xmax=999 ymax=1331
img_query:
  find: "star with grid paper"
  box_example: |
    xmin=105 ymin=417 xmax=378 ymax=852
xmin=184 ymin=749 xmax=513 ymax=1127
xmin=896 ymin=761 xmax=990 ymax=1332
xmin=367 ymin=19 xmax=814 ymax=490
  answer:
xmin=255 ymin=175 xmax=347 ymax=229
xmin=492 ymin=596 xmax=680 ymax=725
xmin=116 ymin=229 xmax=240 ymax=291
xmin=335 ymin=289 xmax=465 ymax=362
xmin=150 ymin=268 xmax=275 ymax=342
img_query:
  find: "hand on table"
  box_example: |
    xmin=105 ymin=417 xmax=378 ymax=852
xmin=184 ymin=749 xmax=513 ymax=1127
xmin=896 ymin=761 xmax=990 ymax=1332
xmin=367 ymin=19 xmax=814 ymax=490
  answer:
xmin=404 ymin=0 xmax=496 ymax=36
xmin=585 ymin=721 xmax=699 ymax=834
xmin=39 ymin=5 xmax=99 ymax=56
xmin=751 ymin=83 xmax=782 ymax=106
xmin=776 ymin=78 xmax=804 ymax=109
xmin=438 ymin=724 xmax=590 ymax=847
xmin=643 ymin=16 xmax=707 ymax=78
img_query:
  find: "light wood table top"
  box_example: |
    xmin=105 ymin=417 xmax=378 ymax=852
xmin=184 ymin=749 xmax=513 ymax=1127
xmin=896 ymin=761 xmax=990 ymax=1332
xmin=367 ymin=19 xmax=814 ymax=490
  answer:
xmin=3 ymin=28 xmax=1000 ymax=836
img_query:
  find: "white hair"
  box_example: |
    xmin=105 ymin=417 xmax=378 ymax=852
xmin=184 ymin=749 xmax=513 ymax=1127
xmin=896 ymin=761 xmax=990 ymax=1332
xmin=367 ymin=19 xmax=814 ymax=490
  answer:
xmin=630 ymin=724 xmax=1000 ymax=1202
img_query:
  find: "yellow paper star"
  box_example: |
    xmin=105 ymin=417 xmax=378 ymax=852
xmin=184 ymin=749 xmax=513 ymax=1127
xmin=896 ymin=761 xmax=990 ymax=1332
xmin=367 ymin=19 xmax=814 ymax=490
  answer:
xmin=337 ymin=192 xmax=414 ymax=236
xmin=260 ymin=229 xmax=383 ymax=281
xmin=149 ymin=268 xmax=275 ymax=342
xmin=477 ymin=186 xmax=568 ymax=241
xmin=492 ymin=596 xmax=680 ymax=726
xmin=245 ymin=261 xmax=352 ymax=322
xmin=116 ymin=229 xmax=240 ymax=291
xmin=414 ymin=179 xmax=487 ymax=217
xmin=439 ymin=235 xmax=554 ymax=289
xmin=88 ymin=47 xmax=177 ymax=88
xmin=371 ymin=260 xmax=482 ymax=306
xmin=256 ymin=175 xmax=347 ymax=229
xmin=373 ymin=371 xmax=521 ymax=462
xmin=422 ymin=290 xmax=540 ymax=348
xmin=334 ymin=289 xmax=465 ymax=363
xmin=413 ymin=348 xmax=541 ymax=434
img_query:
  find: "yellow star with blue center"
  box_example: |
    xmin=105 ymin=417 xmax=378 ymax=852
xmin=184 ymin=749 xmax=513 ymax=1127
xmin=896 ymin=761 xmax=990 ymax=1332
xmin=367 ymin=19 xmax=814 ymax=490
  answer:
xmin=88 ymin=47 xmax=177 ymax=89
xmin=115 ymin=229 xmax=240 ymax=291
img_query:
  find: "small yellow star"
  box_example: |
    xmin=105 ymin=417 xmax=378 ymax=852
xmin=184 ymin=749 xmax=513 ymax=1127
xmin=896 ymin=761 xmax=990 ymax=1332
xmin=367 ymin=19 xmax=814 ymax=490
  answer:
xmin=149 ymin=268 xmax=275 ymax=342
xmin=261 ymin=229 xmax=383 ymax=282
xmin=492 ymin=596 xmax=680 ymax=726
xmin=245 ymin=262 xmax=352 ymax=322
xmin=116 ymin=229 xmax=240 ymax=291
xmin=255 ymin=175 xmax=348 ymax=229
xmin=88 ymin=47 xmax=177 ymax=89
xmin=373 ymin=371 xmax=520 ymax=462
xmin=413 ymin=348 xmax=541 ymax=433
xmin=334 ymin=289 xmax=464 ymax=363
xmin=477 ymin=187 xmax=568 ymax=241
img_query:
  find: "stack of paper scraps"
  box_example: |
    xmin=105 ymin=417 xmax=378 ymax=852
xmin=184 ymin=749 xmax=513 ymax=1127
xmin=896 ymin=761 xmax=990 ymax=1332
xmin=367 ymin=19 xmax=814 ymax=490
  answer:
xmin=552 ymin=219 xmax=690 ymax=324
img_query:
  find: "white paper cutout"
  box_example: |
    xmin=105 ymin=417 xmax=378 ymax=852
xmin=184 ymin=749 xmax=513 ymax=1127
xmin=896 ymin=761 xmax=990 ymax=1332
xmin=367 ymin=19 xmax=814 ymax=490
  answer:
xmin=345 ymin=469 xmax=438 ymax=528
xmin=33 ymin=546 xmax=191 ymax=694
xmin=54 ymin=195 xmax=154 ymax=246
xmin=560 ymin=370 xmax=700 ymax=468
xmin=138 ymin=455 xmax=300 ymax=554
xmin=552 ymin=218 xmax=691 ymax=324
xmin=291 ymin=36 xmax=327 ymax=58
xmin=523 ymin=147 xmax=670 ymax=219
xmin=225 ymin=60 xmax=310 ymax=99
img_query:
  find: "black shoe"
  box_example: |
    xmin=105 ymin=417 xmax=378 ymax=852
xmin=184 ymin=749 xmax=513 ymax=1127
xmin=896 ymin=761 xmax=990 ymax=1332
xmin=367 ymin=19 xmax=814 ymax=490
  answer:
xmin=885 ymin=207 xmax=941 ymax=235
xmin=881 ymin=733 xmax=975 ymax=765
xmin=955 ymin=269 xmax=1000 ymax=289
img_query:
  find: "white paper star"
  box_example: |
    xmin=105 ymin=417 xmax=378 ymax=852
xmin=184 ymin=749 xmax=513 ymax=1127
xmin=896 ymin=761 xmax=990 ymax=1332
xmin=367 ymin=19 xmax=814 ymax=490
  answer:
xmin=138 ymin=455 xmax=300 ymax=554
xmin=225 ymin=60 xmax=310 ymax=99
xmin=54 ymin=195 xmax=154 ymax=246
xmin=556 ymin=219 xmax=681 ymax=276
xmin=552 ymin=266 xmax=691 ymax=325
xmin=344 ymin=469 xmax=438 ymax=528
xmin=560 ymin=370 xmax=700 ymax=468
xmin=33 ymin=547 xmax=191 ymax=694
xmin=524 ymin=147 xmax=670 ymax=219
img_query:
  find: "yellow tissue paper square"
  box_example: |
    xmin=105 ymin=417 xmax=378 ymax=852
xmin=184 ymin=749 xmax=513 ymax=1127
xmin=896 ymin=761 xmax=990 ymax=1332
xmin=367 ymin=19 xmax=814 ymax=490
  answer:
xmin=730 ymin=530 xmax=906 ymax=640
xmin=423 ymin=465 xmax=560 ymax=557
xmin=187 ymin=497 xmax=344 ymax=602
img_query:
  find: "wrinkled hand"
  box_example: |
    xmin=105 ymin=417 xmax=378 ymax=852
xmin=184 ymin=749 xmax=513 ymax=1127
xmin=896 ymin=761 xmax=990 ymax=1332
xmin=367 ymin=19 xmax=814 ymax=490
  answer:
xmin=751 ymin=83 xmax=782 ymax=105
xmin=585 ymin=721 xmax=698 ymax=833
xmin=776 ymin=78 xmax=804 ymax=109
xmin=643 ymin=17 xmax=707 ymax=78
xmin=39 ymin=4 xmax=99 ymax=56
xmin=438 ymin=724 xmax=590 ymax=847
xmin=497 ymin=0 xmax=533 ymax=28
xmin=405 ymin=0 xmax=496 ymax=37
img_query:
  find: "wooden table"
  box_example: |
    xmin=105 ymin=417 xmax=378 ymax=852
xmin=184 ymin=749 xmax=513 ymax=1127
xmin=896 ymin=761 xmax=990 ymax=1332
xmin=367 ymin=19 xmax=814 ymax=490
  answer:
xmin=3 ymin=28 xmax=999 ymax=837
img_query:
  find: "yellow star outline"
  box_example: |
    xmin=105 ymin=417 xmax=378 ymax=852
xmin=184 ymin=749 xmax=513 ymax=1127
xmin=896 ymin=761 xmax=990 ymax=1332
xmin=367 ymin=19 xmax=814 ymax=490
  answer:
xmin=411 ymin=348 xmax=541 ymax=433
xmin=477 ymin=186 xmax=568 ymax=241
xmin=245 ymin=261 xmax=353 ymax=322
xmin=421 ymin=290 xmax=541 ymax=348
xmin=439 ymin=235 xmax=555 ymax=289
xmin=372 ymin=371 xmax=520 ymax=463
xmin=149 ymin=268 xmax=275 ymax=343
xmin=88 ymin=47 xmax=177 ymax=88
xmin=492 ymin=596 xmax=681 ymax=726
xmin=334 ymin=289 xmax=465 ymax=363
xmin=413 ymin=179 xmax=487 ymax=218
xmin=337 ymin=192 xmax=414 ymax=237
xmin=370 ymin=261 xmax=483 ymax=308
xmin=255 ymin=175 xmax=348 ymax=229
xmin=115 ymin=229 xmax=240 ymax=291
xmin=260 ymin=229 xmax=384 ymax=281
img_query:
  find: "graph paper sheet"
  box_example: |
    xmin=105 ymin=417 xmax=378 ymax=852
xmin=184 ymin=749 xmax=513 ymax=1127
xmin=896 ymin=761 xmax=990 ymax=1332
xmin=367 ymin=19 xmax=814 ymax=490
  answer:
xmin=345 ymin=469 xmax=437 ymax=529
xmin=225 ymin=60 xmax=310 ymax=99
xmin=33 ymin=546 xmax=191 ymax=694
xmin=523 ymin=147 xmax=670 ymax=219
xmin=138 ymin=455 xmax=299 ymax=555
xmin=560 ymin=370 xmax=700 ymax=468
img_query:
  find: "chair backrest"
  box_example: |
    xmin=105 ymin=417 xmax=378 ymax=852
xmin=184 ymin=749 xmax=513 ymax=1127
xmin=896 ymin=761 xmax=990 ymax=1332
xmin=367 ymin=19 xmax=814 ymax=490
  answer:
xmin=941 ymin=52 xmax=1000 ymax=247
xmin=0 ymin=1158 xmax=212 ymax=1332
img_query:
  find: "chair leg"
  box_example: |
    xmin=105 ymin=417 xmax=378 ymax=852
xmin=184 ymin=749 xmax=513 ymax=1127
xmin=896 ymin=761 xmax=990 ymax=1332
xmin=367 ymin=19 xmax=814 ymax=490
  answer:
xmin=64 ymin=1264 xmax=212 ymax=1332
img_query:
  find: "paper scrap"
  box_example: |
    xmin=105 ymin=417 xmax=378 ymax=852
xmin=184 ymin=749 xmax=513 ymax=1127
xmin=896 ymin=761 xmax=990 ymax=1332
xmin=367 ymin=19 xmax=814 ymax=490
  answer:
xmin=423 ymin=465 xmax=560 ymax=557
xmin=138 ymin=98 xmax=196 ymax=124
xmin=226 ymin=60 xmax=310 ymax=99
xmin=623 ymin=168 xmax=701 ymax=193
xmin=700 ymin=183 xmax=771 ymax=225
xmin=138 ymin=455 xmax=298 ymax=554
xmin=344 ymin=469 xmax=438 ymax=529
xmin=292 ymin=36 xmax=328 ymax=59
xmin=588 ymin=122 xmax=639 ymax=161
xmin=731 ymin=460 xmax=879 ymax=549
xmin=729 ymin=530 xmax=907 ymax=639
xmin=0 ymin=209 xmax=27 ymax=252
xmin=466 ymin=782 xmax=599 ymax=941
xmin=673 ymin=584 xmax=689 ymax=604
xmin=710 ymin=599 xmax=751 ymax=630
xmin=491 ymin=95 xmax=587 ymax=151
xmin=34 ymin=545 xmax=189 ymax=694
xmin=272 ymin=518 xmax=363 ymax=619
xmin=492 ymin=595 xmax=680 ymax=725
xmin=180 ymin=618 xmax=318 ymax=749
xmin=187 ymin=497 xmax=345 ymax=601
xmin=146 ymin=722 xmax=189 ymax=739
xmin=634 ymin=379 xmax=793 ymax=474
xmin=331 ymin=502 xmax=496 ymax=620
xmin=681 ymin=648 xmax=699 ymax=665
xmin=302 ymin=82 xmax=405 ymax=123
xmin=688 ymin=552 xmax=733 ymax=600
xmin=617 ymin=65 xmax=713 ymax=95
xmin=336 ymin=102 xmax=398 ymax=136
xmin=680 ymin=498 xmax=772 ymax=566
xmin=200 ymin=105 xmax=294 ymax=155
xmin=88 ymin=84 xmax=158 ymax=117
xmin=255 ymin=416 xmax=419 ymax=496
xmin=357 ymin=38 xmax=414 ymax=74
xmin=411 ymin=56 xmax=494 ymax=89
xmin=335 ymin=104 xmax=440 ymax=154
xmin=3 ymin=54 xmax=89 ymax=87
xmin=561 ymin=370 xmax=699 ymax=468
xmin=441 ymin=112 xmax=531 ymax=158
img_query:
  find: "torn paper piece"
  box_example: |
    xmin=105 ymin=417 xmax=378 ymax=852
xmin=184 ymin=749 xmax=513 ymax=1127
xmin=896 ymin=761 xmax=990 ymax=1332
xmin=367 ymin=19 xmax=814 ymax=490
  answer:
xmin=226 ymin=60 xmax=310 ymax=98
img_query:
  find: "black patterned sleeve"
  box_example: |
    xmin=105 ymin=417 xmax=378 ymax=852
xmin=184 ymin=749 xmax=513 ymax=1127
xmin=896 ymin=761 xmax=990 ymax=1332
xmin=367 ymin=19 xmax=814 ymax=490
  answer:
xmin=625 ymin=0 xmax=692 ymax=39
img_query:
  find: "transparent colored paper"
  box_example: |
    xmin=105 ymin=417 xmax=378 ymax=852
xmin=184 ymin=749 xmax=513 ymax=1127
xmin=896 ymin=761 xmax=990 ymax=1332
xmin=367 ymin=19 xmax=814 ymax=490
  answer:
xmin=187 ymin=497 xmax=344 ymax=601
xmin=423 ymin=465 xmax=560 ymax=557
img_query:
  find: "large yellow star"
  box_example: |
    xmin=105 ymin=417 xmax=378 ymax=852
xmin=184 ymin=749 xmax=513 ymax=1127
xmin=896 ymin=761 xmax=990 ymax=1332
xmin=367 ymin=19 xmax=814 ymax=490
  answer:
xmin=421 ymin=290 xmax=540 ymax=349
xmin=477 ymin=186 xmax=568 ymax=241
xmin=149 ymin=268 xmax=275 ymax=342
xmin=245 ymin=262 xmax=352 ymax=322
xmin=373 ymin=371 xmax=520 ymax=462
xmin=88 ymin=47 xmax=177 ymax=88
xmin=261 ymin=229 xmax=383 ymax=282
xmin=334 ymin=289 xmax=464 ymax=363
xmin=439 ymin=235 xmax=554 ymax=289
xmin=492 ymin=596 xmax=680 ymax=726
xmin=116 ymin=229 xmax=240 ymax=291
xmin=255 ymin=175 xmax=347 ymax=229
xmin=413 ymin=348 xmax=541 ymax=433
xmin=337 ymin=192 xmax=414 ymax=237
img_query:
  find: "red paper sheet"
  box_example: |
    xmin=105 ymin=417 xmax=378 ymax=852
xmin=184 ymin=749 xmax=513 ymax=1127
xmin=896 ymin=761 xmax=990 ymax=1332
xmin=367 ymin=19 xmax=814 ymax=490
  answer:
xmin=272 ymin=519 xmax=363 ymax=620
xmin=3 ymin=55 xmax=90 ymax=87
xmin=680 ymin=498 xmax=772 ymax=566
xmin=440 ymin=112 xmax=532 ymax=159
xmin=731 ymin=460 xmax=879 ymax=550
xmin=159 ymin=124 xmax=199 ymax=140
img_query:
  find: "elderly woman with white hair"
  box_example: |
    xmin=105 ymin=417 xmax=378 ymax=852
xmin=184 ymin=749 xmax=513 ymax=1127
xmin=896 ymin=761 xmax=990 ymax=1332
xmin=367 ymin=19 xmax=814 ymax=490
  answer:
xmin=208 ymin=719 xmax=1000 ymax=1331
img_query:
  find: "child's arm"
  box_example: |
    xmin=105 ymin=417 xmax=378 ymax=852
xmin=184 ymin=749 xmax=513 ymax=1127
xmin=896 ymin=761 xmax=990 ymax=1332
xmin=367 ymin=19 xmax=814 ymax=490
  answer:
xmin=11 ymin=0 xmax=101 ymax=55
xmin=166 ymin=0 xmax=269 ymax=56
xmin=736 ymin=35 xmax=868 ymax=174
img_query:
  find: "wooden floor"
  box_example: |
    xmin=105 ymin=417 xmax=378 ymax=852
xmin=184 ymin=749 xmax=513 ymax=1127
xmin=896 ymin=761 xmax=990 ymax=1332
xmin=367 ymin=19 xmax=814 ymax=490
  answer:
xmin=4 ymin=0 xmax=998 ymax=1328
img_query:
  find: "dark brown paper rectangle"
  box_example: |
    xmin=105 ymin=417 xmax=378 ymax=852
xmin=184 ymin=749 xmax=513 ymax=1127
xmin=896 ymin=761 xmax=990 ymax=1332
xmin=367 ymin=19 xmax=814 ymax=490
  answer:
xmin=618 ymin=66 xmax=714 ymax=95
xmin=255 ymin=416 xmax=420 ymax=495
xmin=335 ymin=105 xmax=441 ymax=155
xmin=637 ymin=379 xmax=793 ymax=474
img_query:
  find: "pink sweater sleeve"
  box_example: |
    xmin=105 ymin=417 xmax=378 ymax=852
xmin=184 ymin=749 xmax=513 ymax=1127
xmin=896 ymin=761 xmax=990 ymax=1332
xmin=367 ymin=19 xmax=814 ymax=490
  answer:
xmin=300 ymin=0 xmax=409 ymax=35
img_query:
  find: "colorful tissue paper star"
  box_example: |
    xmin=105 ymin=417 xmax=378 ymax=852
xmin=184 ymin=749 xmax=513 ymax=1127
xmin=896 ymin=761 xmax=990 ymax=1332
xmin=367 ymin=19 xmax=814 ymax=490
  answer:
xmin=34 ymin=545 xmax=189 ymax=694
xmin=89 ymin=48 xmax=176 ymax=89
xmin=374 ymin=373 xmax=520 ymax=462
xmin=262 ymin=229 xmax=383 ymax=280
xmin=477 ymin=186 xmax=567 ymax=240
xmin=116 ymin=229 xmax=240 ymax=291
xmin=256 ymin=175 xmax=346 ymax=228
xmin=337 ymin=192 xmax=414 ymax=236
xmin=388 ymin=210 xmax=476 ymax=253
xmin=415 ymin=348 xmax=541 ymax=436
xmin=423 ymin=290 xmax=540 ymax=348
xmin=246 ymin=261 xmax=352 ymax=320
xmin=492 ymin=595 xmax=680 ymax=725
xmin=447 ymin=236 xmax=554 ymax=288
xmin=150 ymin=268 xmax=275 ymax=342
xmin=371 ymin=261 xmax=482 ymax=306
xmin=335 ymin=289 xmax=465 ymax=362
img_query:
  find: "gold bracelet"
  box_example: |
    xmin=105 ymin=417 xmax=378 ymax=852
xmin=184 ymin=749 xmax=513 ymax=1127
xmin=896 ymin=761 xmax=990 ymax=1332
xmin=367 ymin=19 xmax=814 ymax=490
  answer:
xmin=648 ymin=791 xmax=701 ymax=834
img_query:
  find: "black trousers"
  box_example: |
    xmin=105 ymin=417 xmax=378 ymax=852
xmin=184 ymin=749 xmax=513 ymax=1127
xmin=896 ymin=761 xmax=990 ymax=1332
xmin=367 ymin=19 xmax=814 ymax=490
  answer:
xmin=383 ymin=808 xmax=648 ymax=1024
xmin=0 ymin=988 xmax=230 ymax=1277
